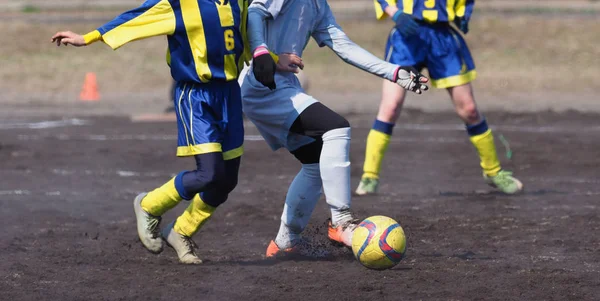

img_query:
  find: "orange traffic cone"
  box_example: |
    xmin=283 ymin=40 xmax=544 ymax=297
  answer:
xmin=80 ymin=72 xmax=100 ymax=101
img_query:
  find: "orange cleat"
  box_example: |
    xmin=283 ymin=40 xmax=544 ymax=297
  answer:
xmin=265 ymin=240 xmax=296 ymax=258
xmin=328 ymin=219 xmax=360 ymax=247
xmin=266 ymin=239 xmax=331 ymax=258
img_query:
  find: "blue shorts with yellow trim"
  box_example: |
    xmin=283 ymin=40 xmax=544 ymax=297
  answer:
xmin=384 ymin=22 xmax=477 ymax=89
xmin=174 ymin=81 xmax=244 ymax=160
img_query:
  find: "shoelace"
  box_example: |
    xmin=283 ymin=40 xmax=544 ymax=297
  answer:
xmin=146 ymin=216 xmax=161 ymax=239
xmin=183 ymin=236 xmax=199 ymax=254
xmin=341 ymin=218 xmax=361 ymax=231
xmin=362 ymin=178 xmax=375 ymax=185
xmin=494 ymin=171 xmax=515 ymax=186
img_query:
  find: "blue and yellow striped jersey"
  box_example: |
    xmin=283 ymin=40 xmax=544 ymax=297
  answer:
xmin=84 ymin=0 xmax=251 ymax=84
xmin=374 ymin=0 xmax=475 ymax=23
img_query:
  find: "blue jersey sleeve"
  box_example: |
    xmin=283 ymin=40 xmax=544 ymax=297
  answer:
xmin=456 ymin=0 xmax=475 ymax=20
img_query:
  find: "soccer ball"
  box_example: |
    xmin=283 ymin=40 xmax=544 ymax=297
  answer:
xmin=351 ymin=215 xmax=407 ymax=270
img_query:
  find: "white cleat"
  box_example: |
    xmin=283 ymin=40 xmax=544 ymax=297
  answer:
xmin=133 ymin=193 xmax=163 ymax=254
xmin=162 ymin=222 xmax=203 ymax=265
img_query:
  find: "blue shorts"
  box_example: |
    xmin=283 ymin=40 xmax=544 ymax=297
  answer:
xmin=384 ymin=22 xmax=476 ymax=89
xmin=174 ymin=81 xmax=244 ymax=160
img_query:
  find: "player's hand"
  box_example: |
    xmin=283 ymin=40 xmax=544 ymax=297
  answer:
xmin=394 ymin=66 xmax=429 ymax=94
xmin=393 ymin=11 xmax=419 ymax=37
xmin=454 ymin=17 xmax=469 ymax=34
xmin=252 ymin=47 xmax=277 ymax=90
xmin=51 ymin=31 xmax=86 ymax=47
xmin=276 ymin=53 xmax=304 ymax=74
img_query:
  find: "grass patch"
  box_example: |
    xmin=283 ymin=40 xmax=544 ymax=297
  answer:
xmin=21 ymin=5 xmax=41 ymax=13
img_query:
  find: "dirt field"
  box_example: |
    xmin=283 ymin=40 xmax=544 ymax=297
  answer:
xmin=1 ymin=111 xmax=599 ymax=300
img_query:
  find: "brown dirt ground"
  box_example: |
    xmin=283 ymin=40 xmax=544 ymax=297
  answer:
xmin=1 ymin=111 xmax=599 ymax=300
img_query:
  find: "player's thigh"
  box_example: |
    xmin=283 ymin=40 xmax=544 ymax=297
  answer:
xmin=425 ymin=27 xmax=476 ymax=89
xmin=242 ymin=80 xmax=317 ymax=151
xmin=448 ymin=83 xmax=475 ymax=106
xmin=288 ymin=102 xmax=348 ymax=164
xmin=447 ymin=83 xmax=479 ymax=119
xmin=378 ymin=79 xmax=408 ymax=122
xmin=174 ymin=82 xmax=225 ymax=157
xmin=289 ymin=102 xmax=349 ymax=138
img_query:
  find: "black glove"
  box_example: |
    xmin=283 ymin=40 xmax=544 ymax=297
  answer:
xmin=252 ymin=47 xmax=276 ymax=90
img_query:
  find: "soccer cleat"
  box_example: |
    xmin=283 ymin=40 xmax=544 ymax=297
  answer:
xmin=265 ymin=239 xmax=330 ymax=258
xmin=355 ymin=177 xmax=379 ymax=196
xmin=162 ymin=222 xmax=203 ymax=264
xmin=328 ymin=218 xmax=360 ymax=248
xmin=266 ymin=240 xmax=298 ymax=258
xmin=133 ymin=193 xmax=163 ymax=254
xmin=484 ymin=170 xmax=524 ymax=194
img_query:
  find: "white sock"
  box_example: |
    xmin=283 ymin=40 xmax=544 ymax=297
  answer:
xmin=320 ymin=127 xmax=353 ymax=227
xmin=275 ymin=163 xmax=322 ymax=249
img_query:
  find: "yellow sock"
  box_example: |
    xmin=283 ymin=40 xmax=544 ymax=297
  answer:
xmin=363 ymin=129 xmax=391 ymax=179
xmin=469 ymin=129 xmax=502 ymax=176
xmin=173 ymin=194 xmax=216 ymax=237
xmin=141 ymin=177 xmax=183 ymax=216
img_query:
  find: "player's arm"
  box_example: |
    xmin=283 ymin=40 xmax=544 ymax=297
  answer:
xmin=454 ymin=0 xmax=475 ymax=34
xmin=247 ymin=0 xmax=302 ymax=89
xmin=456 ymin=0 xmax=475 ymax=20
xmin=313 ymin=5 xmax=428 ymax=94
xmin=374 ymin=0 xmax=418 ymax=37
xmin=375 ymin=0 xmax=398 ymax=18
xmin=51 ymin=0 xmax=175 ymax=50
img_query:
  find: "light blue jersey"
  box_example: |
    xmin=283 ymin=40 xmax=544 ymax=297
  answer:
xmin=241 ymin=0 xmax=403 ymax=151
xmin=248 ymin=0 xmax=399 ymax=81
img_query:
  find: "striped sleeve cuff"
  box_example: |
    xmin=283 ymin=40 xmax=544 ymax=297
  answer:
xmin=83 ymin=30 xmax=102 ymax=45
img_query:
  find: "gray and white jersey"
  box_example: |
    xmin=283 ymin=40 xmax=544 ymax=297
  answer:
xmin=248 ymin=0 xmax=398 ymax=81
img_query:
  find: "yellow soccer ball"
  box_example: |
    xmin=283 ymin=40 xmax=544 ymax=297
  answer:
xmin=351 ymin=215 xmax=407 ymax=270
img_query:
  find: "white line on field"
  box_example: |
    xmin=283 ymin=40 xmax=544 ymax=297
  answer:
xmin=15 ymin=134 xmax=466 ymax=143
xmin=16 ymin=134 xmax=265 ymax=141
xmin=389 ymin=123 xmax=600 ymax=134
xmin=0 ymin=190 xmax=31 ymax=195
xmin=3 ymin=119 xmax=599 ymax=134
xmin=0 ymin=119 xmax=89 ymax=129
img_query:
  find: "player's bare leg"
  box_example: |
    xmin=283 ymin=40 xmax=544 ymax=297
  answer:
xmin=356 ymin=80 xmax=407 ymax=195
xmin=448 ymin=83 xmax=523 ymax=194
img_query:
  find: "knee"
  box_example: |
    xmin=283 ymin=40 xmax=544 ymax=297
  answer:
xmin=188 ymin=163 xmax=227 ymax=191
xmin=291 ymin=141 xmax=322 ymax=164
xmin=379 ymin=100 xmax=402 ymax=121
xmin=206 ymin=165 xmax=228 ymax=189
xmin=456 ymin=101 xmax=479 ymax=123
xmin=220 ymin=172 xmax=238 ymax=194
xmin=200 ymin=173 xmax=238 ymax=208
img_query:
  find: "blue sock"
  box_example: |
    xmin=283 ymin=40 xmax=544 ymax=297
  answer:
xmin=174 ymin=171 xmax=193 ymax=200
xmin=466 ymin=118 xmax=489 ymax=136
xmin=372 ymin=119 xmax=395 ymax=135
